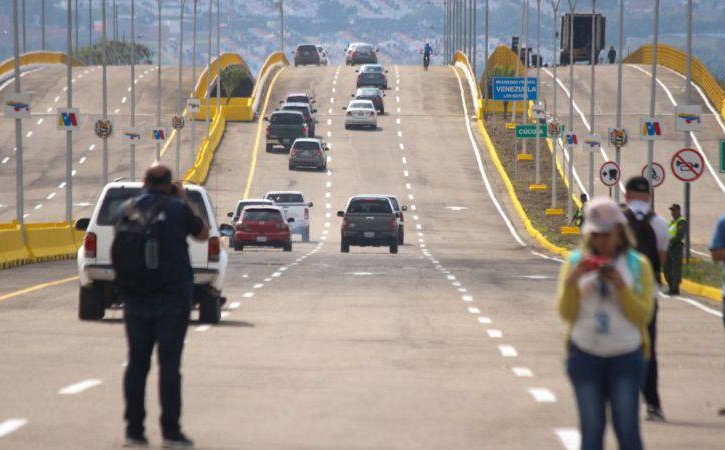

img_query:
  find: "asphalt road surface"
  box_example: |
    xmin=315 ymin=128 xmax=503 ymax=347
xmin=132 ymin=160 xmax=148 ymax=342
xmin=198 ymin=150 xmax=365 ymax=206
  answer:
xmin=0 ymin=63 xmax=723 ymax=449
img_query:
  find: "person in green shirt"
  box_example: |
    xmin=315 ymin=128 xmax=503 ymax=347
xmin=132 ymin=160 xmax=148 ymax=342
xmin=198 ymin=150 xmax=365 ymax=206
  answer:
xmin=664 ymin=204 xmax=687 ymax=295
xmin=571 ymin=193 xmax=589 ymax=228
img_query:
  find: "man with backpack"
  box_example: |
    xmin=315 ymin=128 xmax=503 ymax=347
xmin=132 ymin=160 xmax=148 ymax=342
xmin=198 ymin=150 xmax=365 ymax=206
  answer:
xmin=709 ymin=215 xmax=725 ymax=415
xmin=623 ymin=176 xmax=669 ymax=422
xmin=113 ymin=165 xmax=209 ymax=448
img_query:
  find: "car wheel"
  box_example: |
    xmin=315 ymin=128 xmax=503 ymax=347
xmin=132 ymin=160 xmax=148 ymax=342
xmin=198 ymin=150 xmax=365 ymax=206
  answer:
xmin=302 ymin=227 xmax=310 ymax=243
xmin=341 ymin=238 xmax=350 ymax=253
xmin=283 ymin=241 xmax=292 ymax=252
xmin=266 ymin=143 xmax=274 ymax=152
xmin=398 ymin=227 xmax=405 ymax=245
xmin=198 ymin=290 xmax=221 ymax=324
xmin=389 ymin=240 xmax=398 ymax=254
xmin=78 ymin=284 xmax=105 ymax=321
xmin=344 ymin=124 xmax=350 ymax=130
xmin=288 ymin=162 xmax=295 ymax=171
xmin=380 ymin=108 xmax=385 ymax=115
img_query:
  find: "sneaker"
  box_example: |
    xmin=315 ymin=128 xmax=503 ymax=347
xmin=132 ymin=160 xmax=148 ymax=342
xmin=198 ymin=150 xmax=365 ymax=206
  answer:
xmin=646 ymin=405 xmax=666 ymax=422
xmin=124 ymin=434 xmax=149 ymax=448
xmin=162 ymin=432 xmax=194 ymax=448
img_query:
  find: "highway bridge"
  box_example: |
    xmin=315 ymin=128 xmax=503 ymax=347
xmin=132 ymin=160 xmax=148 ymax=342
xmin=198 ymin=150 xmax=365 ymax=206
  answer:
xmin=0 ymin=41 xmax=723 ymax=450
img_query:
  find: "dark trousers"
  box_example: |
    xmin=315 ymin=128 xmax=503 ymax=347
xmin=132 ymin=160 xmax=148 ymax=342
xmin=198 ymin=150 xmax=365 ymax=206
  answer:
xmin=124 ymin=309 xmax=190 ymax=437
xmin=642 ymin=301 xmax=661 ymax=409
xmin=567 ymin=344 xmax=645 ymax=450
xmin=664 ymin=243 xmax=683 ymax=293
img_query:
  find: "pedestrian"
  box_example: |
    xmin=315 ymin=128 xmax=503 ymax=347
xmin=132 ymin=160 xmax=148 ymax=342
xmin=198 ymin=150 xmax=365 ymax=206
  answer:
xmin=664 ymin=204 xmax=687 ymax=295
xmin=623 ymin=176 xmax=669 ymax=422
xmin=114 ymin=165 xmax=209 ymax=448
xmin=709 ymin=215 xmax=725 ymax=415
xmin=558 ymin=197 xmax=655 ymax=450
xmin=608 ymin=45 xmax=617 ymax=64
xmin=572 ymin=193 xmax=589 ymax=228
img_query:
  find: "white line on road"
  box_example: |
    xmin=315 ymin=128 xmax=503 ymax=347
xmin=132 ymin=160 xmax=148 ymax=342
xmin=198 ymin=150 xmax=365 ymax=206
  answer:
xmin=555 ymin=428 xmax=581 ymax=450
xmin=253 ymin=283 xmax=264 ymax=289
xmin=401 ymin=157 xmax=407 ymax=164
xmin=468 ymin=307 xmax=481 ymax=314
xmin=487 ymin=329 xmax=503 ymax=338
xmin=243 ymin=292 xmax=255 ymax=298
xmin=1 ymin=157 xmax=8 ymax=164
xmin=46 ymin=192 xmax=56 ymax=200
xmin=36 ymin=118 xmax=44 ymax=125
xmin=228 ymin=302 xmax=240 ymax=309
xmin=0 ymin=418 xmax=27 ymax=438
xmin=34 ymin=204 xmax=42 ymax=210
xmin=330 ymin=97 xmax=335 ymax=104
xmin=327 ymin=131 xmax=332 ymax=138
xmin=528 ymin=388 xmax=557 ymax=403
xmin=396 ymin=118 xmax=401 ymax=125
xmin=478 ymin=316 xmax=492 ymax=324
xmin=195 ymin=325 xmax=211 ymax=332
xmin=396 ymin=96 xmax=400 ymax=102
xmin=121 ymin=96 xmax=127 ymax=104
xmin=89 ymin=144 xmax=96 ymax=151
xmin=498 ymin=345 xmax=518 ymax=357
xmin=46 ymin=107 xmax=52 ymax=113
xmin=79 ymin=156 xmax=86 ymax=164
xmin=462 ymin=295 xmax=473 ymax=302
xmin=58 ymin=379 xmax=102 ymax=395
xmin=403 ymin=170 xmax=409 ymax=177
xmin=397 ymin=131 xmax=402 ymax=137
xmin=399 ymin=143 xmax=405 ymax=150
xmin=512 ymin=367 xmax=534 ymax=377
xmin=272 ymin=272 xmax=282 ymax=277
xmin=26 ymin=131 xmax=32 ymax=138
xmin=446 ymin=275 xmax=456 ymax=280
xmin=71 ymin=169 xmax=77 ymax=176
xmin=327 ymin=119 xmax=332 ymax=126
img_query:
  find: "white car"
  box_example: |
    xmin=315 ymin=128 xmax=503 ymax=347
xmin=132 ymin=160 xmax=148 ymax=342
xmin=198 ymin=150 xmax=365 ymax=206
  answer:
xmin=316 ymin=45 xmax=329 ymax=65
xmin=344 ymin=99 xmax=377 ymax=129
xmin=264 ymin=191 xmax=313 ymax=242
xmin=75 ymin=181 xmax=233 ymax=323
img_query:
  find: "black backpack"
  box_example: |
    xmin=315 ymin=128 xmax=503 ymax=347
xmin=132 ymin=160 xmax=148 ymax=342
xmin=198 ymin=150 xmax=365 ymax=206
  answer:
xmin=111 ymin=196 xmax=172 ymax=296
xmin=624 ymin=209 xmax=661 ymax=279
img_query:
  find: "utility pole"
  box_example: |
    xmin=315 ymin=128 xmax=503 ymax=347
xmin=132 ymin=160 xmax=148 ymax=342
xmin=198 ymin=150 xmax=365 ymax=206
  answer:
xmin=566 ymin=0 xmax=577 ymax=221
xmin=21 ymin=0 xmax=26 ymax=53
xmin=176 ymin=0 xmax=185 ymax=177
xmin=216 ymin=0 xmax=221 ymax=114
xmin=534 ymin=0 xmax=541 ymax=185
xmin=614 ymin=0 xmax=624 ymax=202
xmin=472 ymin=0 xmax=477 ymax=77
xmin=205 ymin=0 xmax=212 ymax=135
xmin=130 ymin=0 xmax=136 ymax=178
xmin=75 ymin=0 xmax=79 ymax=53
xmin=684 ymin=0 xmax=693 ymax=261
xmin=191 ymin=0 xmax=198 ymax=160
xmin=550 ymin=0 xmax=561 ymax=210
xmin=65 ymin=0 xmax=73 ymax=223
xmin=522 ymin=0 xmax=529 ymax=157
xmin=587 ymin=0 xmax=597 ymax=197
xmin=88 ymin=0 xmax=93 ymax=46
xmin=156 ymin=0 xmax=162 ymax=161
xmin=101 ymin=0 xmax=108 ymax=185
xmin=12 ymin=0 xmax=25 ymax=230
xmin=483 ymin=0 xmax=489 ymax=110
xmin=41 ymin=0 xmax=46 ymax=50
xmin=273 ymin=0 xmax=284 ymax=55
xmin=645 ymin=0 xmax=660 ymax=201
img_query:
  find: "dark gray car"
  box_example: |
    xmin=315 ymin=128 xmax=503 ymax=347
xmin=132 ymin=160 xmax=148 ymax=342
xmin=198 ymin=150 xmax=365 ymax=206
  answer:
xmin=338 ymin=195 xmax=399 ymax=254
xmin=294 ymin=44 xmax=321 ymax=66
xmin=289 ymin=138 xmax=328 ymax=171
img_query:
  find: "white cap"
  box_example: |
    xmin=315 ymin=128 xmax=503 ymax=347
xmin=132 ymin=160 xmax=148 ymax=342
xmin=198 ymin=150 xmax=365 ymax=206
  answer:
xmin=581 ymin=197 xmax=627 ymax=235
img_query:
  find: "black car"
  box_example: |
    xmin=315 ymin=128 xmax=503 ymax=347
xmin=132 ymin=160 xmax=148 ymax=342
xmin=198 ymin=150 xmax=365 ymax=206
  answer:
xmin=346 ymin=43 xmax=378 ymax=66
xmin=294 ymin=44 xmax=321 ymax=66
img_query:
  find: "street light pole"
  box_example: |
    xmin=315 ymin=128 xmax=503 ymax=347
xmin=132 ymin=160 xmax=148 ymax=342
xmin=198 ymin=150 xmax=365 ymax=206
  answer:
xmin=645 ymin=0 xmax=660 ymax=200
xmin=65 ymin=0 xmax=73 ymax=223
xmin=216 ymin=0 xmax=221 ymax=122
xmin=130 ymin=0 xmax=136 ymax=178
xmin=550 ymin=0 xmax=561 ymax=209
xmin=42 ymin=0 xmax=46 ymax=50
xmin=101 ymin=0 xmax=108 ymax=185
xmin=684 ymin=0 xmax=693 ymax=261
xmin=176 ymin=0 xmax=185 ymax=177
xmin=483 ymin=0 xmax=489 ymax=110
xmin=534 ymin=0 xmax=541 ymax=185
xmin=75 ymin=0 xmax=79 ymax=53
xmin=614 ymin=0 xmax=624 ymax=202
xmin=88 ymin=0 xmax=93 ymax=46
xmin=205 ymin=0 xmax=212 ymax=135
xmin=566 ymin=0 xmax=577 ymax=221
xmin=191 ymin=0 xmax=197 ymax=160
xmin=12 ymin=0 xmax=25 ymax=229
xmin=21 ymin=0 xmax=26 ymax=53
xmin=156 ymin=0 xmax=162 ymax=162
xmin=587 ymin=0 xmax=597 ymax=197
xmin=472 ymin=0 xmax=477 ymax=77
xmin=522 ymin=0 xmax=529 ymax=157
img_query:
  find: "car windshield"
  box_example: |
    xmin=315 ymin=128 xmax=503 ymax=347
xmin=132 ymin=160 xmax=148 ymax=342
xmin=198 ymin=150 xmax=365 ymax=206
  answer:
xmin=293 ymin=141 xmax=321 ymax=151
xmin=97 ymin=187 xmax=207 ymax=226
xmin=348 ymin=199 xmax=392 ymax=214
xmin=387 ymin=197 xmax=400 ymax=211
xmin=283 ymin=105 xmax=309 ymax=115
xmin=270 ymin=112 xmax=303 ymax=124
xmin=358 ymin=88 xmax=379 ymax=96
xmin=267 ymin=193 xmax=304 ymax=203
xmin=236 ymin=201 xmax=272 ymax=216
xmin=357 ymin=45 xmax=373 ymax=54
xmin=350 ymin=102 xmax=374 ymax=110
xmin=363 ymin=66 xmax=383 ymax=73
xmin=243 ymin=209 xmax=283 ymax=222
xmin=286 ymin=95 xmax=309 ymax=104
xmin=297 ymin=45 xmax=317 ymax=54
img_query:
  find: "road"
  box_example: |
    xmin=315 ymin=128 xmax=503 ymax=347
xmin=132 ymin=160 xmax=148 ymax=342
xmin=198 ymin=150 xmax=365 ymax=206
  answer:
xmin=538 ymin=63 xmax=725 ymax=253
xmin=0 ymin=63 xmax=723 ymax=449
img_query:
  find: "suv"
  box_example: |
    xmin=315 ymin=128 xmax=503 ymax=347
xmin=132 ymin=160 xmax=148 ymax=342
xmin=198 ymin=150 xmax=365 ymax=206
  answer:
xmin=294 ymin=44 xmax=322 ymax=66
xmin=346 ymin=43 xmax=378 ymax=66
xmin=289 ymin=138 xmax=328 ymax=171
xmin=337 ymin=195 xmax=399 ymax=254
xmin=386 ymin=195 xmax=407 ymax=245
xmin=352 ymin=87 xmax=385 ymax=114
xmin=279 ymin=102 xmax=317 ymax=137
xmin=233 ymin=206 xmax=293 ymax=252
xmin=74 ymin=182 xmax=233 ymax=323
xmin=264 ymin=191 xmax=313 ymax=242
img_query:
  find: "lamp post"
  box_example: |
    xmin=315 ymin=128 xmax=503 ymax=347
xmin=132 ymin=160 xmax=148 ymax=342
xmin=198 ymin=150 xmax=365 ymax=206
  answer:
xmin=483 ymin=0 xmax=489 ymax=111
xmin=205 ymin=0 xmax=212 ymax=135
xmin=156 ymin=0 xmax=162 ymax=161
xmin=645 ymin=0 xmax=660 ymax=200
xmin=565 ymin=0 xmax=577 ymax=221
xmin=75 ymin=0 xmax=79 ymax=53
xmin=587 ymin=0 xmax=597 ymax=197
xmin=534 ymin=0 xmax=541 ymax=185
xmin=614 ymin=0 xmax=624 ymax=202
xmin=12 ymin=0 xmax=25 ymax=230
xmin=176 ymin=0 xmax=186 ymax=177
xmin=191 ymin=0 xmax=198 ymax=160
xmin=274 ymin=0 xmax=285 ymax=54
xmin=65 ymin=0 xmax=73 ymax=223
xmin=101 ymin=0 xmax=108 ymax=185
xmin=216 ymin=0 xmax=221 ymax=122
xmin=683 ymin=0 xmax=693 ymax=261
xmin=550 ymin=0 xmax=561 ymax=209
xmin=41 ymin=0 xmax=46 ymax=50
xmin=130 ymin=0 xmax=136 ymax=178
xmin=21 ymin=0 xmax=26 ymax=53
xmin=522 ymin=0 xmax=529 ymax=157
xmin=88 ymin=0 xmax=93 ymax=46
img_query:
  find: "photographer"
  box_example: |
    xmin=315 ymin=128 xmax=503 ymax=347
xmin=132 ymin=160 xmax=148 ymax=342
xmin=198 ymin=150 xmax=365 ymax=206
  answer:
xmin=117 ymin=165 xmax=208 ymax=448
xmin=557 ymin=197 xmax=655 ymax=450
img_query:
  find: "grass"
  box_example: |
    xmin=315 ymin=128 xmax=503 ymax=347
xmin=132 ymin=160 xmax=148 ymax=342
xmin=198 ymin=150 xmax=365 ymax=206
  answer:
xmin=683 ymin=257 xmax=723 ymax=289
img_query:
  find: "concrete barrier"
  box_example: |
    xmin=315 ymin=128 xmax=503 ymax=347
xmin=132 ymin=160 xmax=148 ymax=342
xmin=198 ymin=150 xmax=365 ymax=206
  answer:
xmin=0 ymin=222 xmax=31 ymax=268
xmin=184 ymin=110 xmax=226 ymax=185
xmin=25 ymin=222 xmax=78 ymax=261
xmin=0 ymin=51 xmax=84 ymax=78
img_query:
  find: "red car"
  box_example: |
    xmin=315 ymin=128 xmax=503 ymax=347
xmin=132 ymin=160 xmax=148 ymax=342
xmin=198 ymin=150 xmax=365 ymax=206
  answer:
xmin=233 ymin=206 xmax=293 ymax=252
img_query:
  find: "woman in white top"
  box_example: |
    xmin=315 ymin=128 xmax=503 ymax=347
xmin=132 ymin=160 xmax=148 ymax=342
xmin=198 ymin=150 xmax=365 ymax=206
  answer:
xmin=558 ymin=197 xmax=655 ymax=450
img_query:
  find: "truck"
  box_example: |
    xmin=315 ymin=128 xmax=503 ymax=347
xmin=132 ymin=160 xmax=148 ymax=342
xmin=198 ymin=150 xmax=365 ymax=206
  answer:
xmin=560 ymin=12 xmax=606 ymax=65
xmin=337 ymin=195 xmax=400 ymax=254
xmin=264 ymin=110 xmax=309 ymax=152
xmin=264 ymin=191 xmax=313 ymax=242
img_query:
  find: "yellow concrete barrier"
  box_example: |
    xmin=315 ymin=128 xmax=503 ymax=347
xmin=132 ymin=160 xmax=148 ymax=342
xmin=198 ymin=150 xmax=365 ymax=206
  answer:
xmin=184 ymin=109 xmax=226 ymax=185
xmin=624 ymin=44 xmax=725 ymax=122
xmin=0 ymin=51 xmax=84 ymax=78
xmin=0 ymin=222 xmax=31 ymax=268
xmin=25 ymin=222 xmax=78 ymax=261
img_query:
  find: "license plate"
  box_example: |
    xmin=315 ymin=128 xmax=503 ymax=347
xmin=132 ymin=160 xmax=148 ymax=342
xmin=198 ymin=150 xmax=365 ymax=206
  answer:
xmin=256 ymin=236 xmax=268 ymax=242
xmin=364 ymin=232 xmax=375 ymax=238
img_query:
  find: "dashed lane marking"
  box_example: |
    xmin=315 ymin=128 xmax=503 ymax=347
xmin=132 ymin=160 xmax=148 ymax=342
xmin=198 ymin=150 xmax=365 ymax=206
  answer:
xmin=253 ymin=283 xmax=264 ymax=289
xmin=0 ymin=418 xmax=27 ymax=438
xmin=554 ymin=428 xmax=581 ymax=450
xmin=512 ymin=367 xmax=534 ymax=377
xmin=487 ymin=329 xmax=503 ymax=338
xmin=58 ymin=379 xmax=102 ymax=395
xmin=498 ymin=345 xmax=518 ymax=357
xmin=528 ymin=388 xmax=557 ymax=403
xmin=477 ymin=316 xmax=492 ymax=324
xmin=46 ymin=192 xmax=56 ymax=200
xmin=243 ymin=292 xmax=255 ymax=298
xmin=228 ymin=302 xmax=241 ymax=310
xmin=467 ymin=307 xmax=481 ymax=314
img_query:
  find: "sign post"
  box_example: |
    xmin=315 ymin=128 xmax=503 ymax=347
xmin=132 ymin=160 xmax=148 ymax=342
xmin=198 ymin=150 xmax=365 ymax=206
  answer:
xmin=600 ymin=161 xmax=620 ymax=198
xmin=582 ymin=134 xmax=602 ymax=197
xmin=720 ymin=140 xmax=725 ymax=173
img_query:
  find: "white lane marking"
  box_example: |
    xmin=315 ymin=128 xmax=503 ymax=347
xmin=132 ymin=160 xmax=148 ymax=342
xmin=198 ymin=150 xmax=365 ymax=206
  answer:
xmin=71 ymin=169 xmax=77 ymax=176
xmin=195 ymin=325 xmax=211 ymax=332
xmin=228 ymin=302 xmax=240 ymax=309
xmin=46 ymin=192 xmax=56 ymax=200
xmin=399 ymin=143 xmax=405 ymax=150
xmin=396 ymin=117 xmax=401 ymax=125
xmin=327 ymin=169 xmax=332 ymax=176
xmin=279 ymin=267 xmax=288 ymax=272
xmin=89 ymin=144 xmax=96 ymax=151
xmin=487 ymin=329 xmax=503 ymax=338
xmin=397 ymin=131 xmax=402 ymax=137
xmin=79 ymin=156 xmax=87 ymax=164
xmin=332 ymin=87 xmax=336 ymax=93
xmin=401 ymin=157 xmax=407 ymax=164
xmin=415 ymin=224 xmax=422 ymax=230
xmin=531 ymin=250 xmax=565 ymax=263
xmin=272 ymin=272 xmax=282 ymax=277
xmin=555 ymin=428 xmax=581 ymax=450
xmin=405 ymin=183 xmax=412 ymax=190
xmin=498 ymin=345 xmax=518 ymax=357
xmin=446 ymin=275 xmax=456 ymax=280
xmin=264 ymin=277 xmax=272 ymax=282
xmin=46 ymin=107 xmax=52 ymax=113
xmin=330 ymin=97 xmax=335 ymax=104
xmin=324 ymin=222 xmax=331 ymax=228
xmin=114 ymin=108 xmax=120 ymax=114
xmin=253 ymin=283 xmax=264 ymax=289
xmin=58 ymin=379 xmax=102 ymax=395
xmin=54 ymin=95 xmax=60 ymax=102
xmin=327 ymin=131 xmax=332 ymax=138
xmin=478 ymin=317 xmax=492 ymax=326
xmin=36 ymin=118 xmax=44 ymax=125
xmin=528 ymin=388 xmax=557 ymax=403
xmin=396 ymin=96 xmax=400 ymax=102
xmin=326 ymin=181 xmax=332 ymax=188
xmin=512 ymin=367 xmax=534 ymax=377
xmin=325 ymin=212 xmax=332 ymax=218
xmin=327 ymin=119 xmax=332 ymax=126
xmin=243 ymin=292 xmax=255 ymax=298
xmin=403 ymin=170 xmax=409 ymax=177
xmin=325 ymin=192 xmax=331 ymax=198
xmin=127 ymin=87 xmax=132 ymax=92
xmin=58 ymin=182 xmax=66 ymax=188
xmin=668 ymin=294 xmax=723 ymax=317
xmin=0 ymin=418 xmax=28 ymax=438
xmin=221 ymin=311 xmax=230 ymax=318
xmin=462 ymin=295 xmax=473 ymax=302
xmin=62 ymin=86 xmax=67 ymax=91
xmin=396 ymin=107 xmax=401 ymax=114
xmin=34 ymin=204 xmax=43 ymax=210
xmin=452 ymin=68 xmax=527 ymax=247
xmin=396 ymin=86 xmax=400 ymax=92
xmin=121 ymin=96 xmax=127 ymax=103
xmin=26 ymin=131 xmax=32 ymax=138
xmin=409 ymin=194 xmax=415 ymax=200
xmin=328 ymin=108 xmax=333 ymax=114
xmin=1 ymin=157 xmax=9 ymax=164
xmin=467 ymin=307 xmax=481 ymax=314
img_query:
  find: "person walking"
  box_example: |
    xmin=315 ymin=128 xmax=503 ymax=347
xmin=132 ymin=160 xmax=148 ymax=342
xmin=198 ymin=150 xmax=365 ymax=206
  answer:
xmin=623 ymin=176 xmax=669 ymax=422
xmin=572 ymin=193 xmax=589 ymax=228
xmin=709 ymin=215 xmax=725 ymax=415
xmin=558 ymin=197 xmax=655 ymax=450
xmin=607 ymin=45 xmax=617 ymax=64
xmin=114 ymin=165 xmax=209 ymax=448
xmin=664 ymin=204 xmax=687 ymax=295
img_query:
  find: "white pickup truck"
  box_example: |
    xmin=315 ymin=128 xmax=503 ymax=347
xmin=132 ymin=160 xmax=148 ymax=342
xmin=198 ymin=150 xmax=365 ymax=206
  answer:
xmin=264 ymin=191 xmax=313 ymax=242
xmin=74 ymin=181 xmax=234 ymax=323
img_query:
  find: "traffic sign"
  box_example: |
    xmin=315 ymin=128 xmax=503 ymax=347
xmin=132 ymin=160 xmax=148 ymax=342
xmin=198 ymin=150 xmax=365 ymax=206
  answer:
xmin=671 ymin=147 xmax=705 ymax=182
xmin=639 ymin=117 xmax=664 ymax=140
xmin=582 ymin=134 xmax=602 ymax=153
xmin=608 ymin=128 xmax=628 ymax=147
xmin=515 ymin=124 xmax=547 ymax=139
xmin=186 ymin=98 xmax=200 ymax=113
xmin=531 ymin=101 xmax=546 ymax=119
xmin=121 ymin=127 xmax=142 ymax=143
xmin=600 ymin=161 xmax=620 ymax=187
xmin=491 ymin=77 xmax=538 ymax=101
xmin=642 ymin=162 xmax=665 ymax=188
xmin=565 ymin=132 xmax=578 ymax=147
xmin=547 ymin=121 xmax=564 ymax=138
xmin=4 ymin=92 xmax=31 ymax=119
xmin=674 ymin=105 xmax=702 ymax=132
xmin=151 ymin=127 xmax=167 ymax=141
xmin=56 ymin=108 xmax=80 ymax=131
xmin=720 ymin=140 xmax=725 ymax=173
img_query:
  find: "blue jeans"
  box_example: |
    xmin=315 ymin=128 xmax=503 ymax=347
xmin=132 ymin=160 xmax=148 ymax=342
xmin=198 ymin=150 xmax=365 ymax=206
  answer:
xmin=566 ymin=343 xmax=645 ymax=450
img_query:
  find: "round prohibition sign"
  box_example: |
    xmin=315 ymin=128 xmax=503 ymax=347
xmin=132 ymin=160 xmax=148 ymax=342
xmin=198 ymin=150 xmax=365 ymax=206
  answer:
xmin=641 ymin=162 xmax=666 ymax=188
xmin=671 ymin=148 xmax=704 ymax=182
xmin=599 ymin=161 xmax=620 ymax=187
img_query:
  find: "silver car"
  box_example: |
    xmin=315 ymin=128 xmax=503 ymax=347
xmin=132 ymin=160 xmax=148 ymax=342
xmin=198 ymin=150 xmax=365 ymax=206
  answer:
xmin=289 ymin=138 xmax=328 ymax=171
xmin=343 ymin=100 xmax=377 ymax=129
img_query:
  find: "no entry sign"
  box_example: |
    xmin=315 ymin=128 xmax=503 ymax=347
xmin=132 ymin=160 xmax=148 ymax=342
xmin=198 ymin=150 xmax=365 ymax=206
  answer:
xmin=642 ymin=162 xmax=665 ymax=188
xmin=599 ymin=161 xmax=620 ymax=187
xmin=671 ymin=148 xmax=704 ymax=182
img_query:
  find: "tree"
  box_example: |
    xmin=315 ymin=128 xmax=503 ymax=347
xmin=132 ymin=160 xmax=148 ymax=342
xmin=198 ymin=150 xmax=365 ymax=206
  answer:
xmin=219 ymin=64 xmax=253 ymax=101
xmin=74 ymin=41 xmax=152 ymax=65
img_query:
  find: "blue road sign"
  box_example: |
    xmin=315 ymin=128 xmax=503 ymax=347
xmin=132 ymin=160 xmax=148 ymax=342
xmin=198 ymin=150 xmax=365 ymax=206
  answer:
xmin=491 ymin=77 xmax=538 ymax=101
